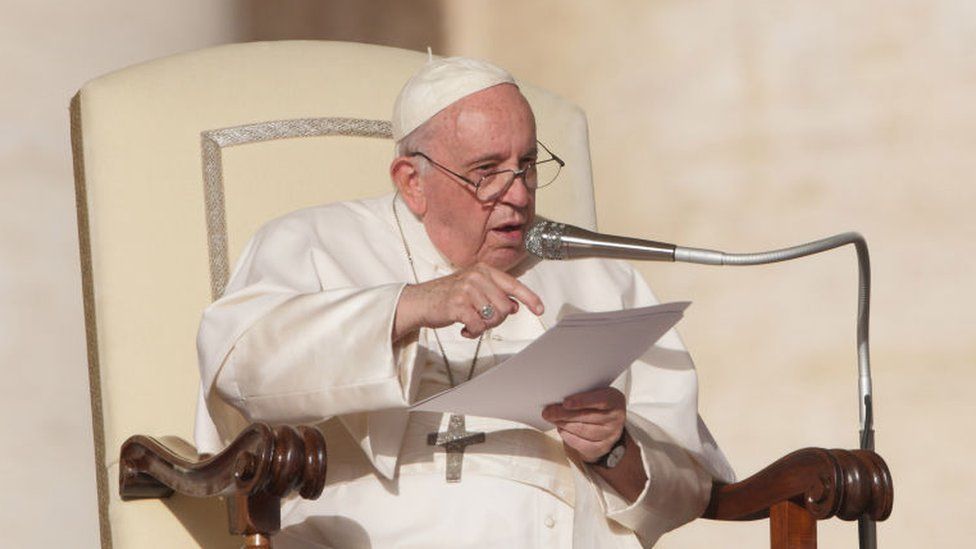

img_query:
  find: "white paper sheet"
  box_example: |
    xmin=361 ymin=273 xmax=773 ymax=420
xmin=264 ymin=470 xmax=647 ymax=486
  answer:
xmin=410 ymin=301 xmax=690 ymax=430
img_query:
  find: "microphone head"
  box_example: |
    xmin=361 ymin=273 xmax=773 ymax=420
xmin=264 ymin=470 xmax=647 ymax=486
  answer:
xmin=525 ymin=220 xmax=568 ymax=260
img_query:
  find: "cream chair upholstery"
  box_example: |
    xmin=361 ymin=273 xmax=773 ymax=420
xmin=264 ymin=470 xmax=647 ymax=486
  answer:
xmin=72 ymin=40 xmax=598 ymax=548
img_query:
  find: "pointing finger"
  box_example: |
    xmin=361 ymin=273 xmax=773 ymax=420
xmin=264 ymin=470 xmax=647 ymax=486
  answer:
xmin=488 ymin=269 xmax=544 ymax=316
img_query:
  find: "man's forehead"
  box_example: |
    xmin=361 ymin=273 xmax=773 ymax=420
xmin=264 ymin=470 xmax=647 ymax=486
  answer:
xmin=429 ymin=86 xmax=537 ymax=155
xmin=447 ymin=84 xmax=533 ymax=124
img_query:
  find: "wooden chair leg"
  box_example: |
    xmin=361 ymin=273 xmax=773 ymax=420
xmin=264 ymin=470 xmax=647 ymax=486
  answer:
xmin=242 ymin=533 xmax=272 ymax=548
xmin=770 ymin=500 xmax=816 ymax=549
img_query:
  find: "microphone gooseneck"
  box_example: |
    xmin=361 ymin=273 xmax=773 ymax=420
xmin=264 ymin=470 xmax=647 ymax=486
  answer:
xmin=526 ymin=219 xmax=878 ymax=548
xmin=527 ymin=219 xmax=878 ymax=549
xmin=525 ymin=220 xmax=874 ymax=448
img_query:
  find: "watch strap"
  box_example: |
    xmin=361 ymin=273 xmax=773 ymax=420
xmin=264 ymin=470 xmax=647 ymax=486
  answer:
xmin=593 ymin=429 xmax=627 ymax=468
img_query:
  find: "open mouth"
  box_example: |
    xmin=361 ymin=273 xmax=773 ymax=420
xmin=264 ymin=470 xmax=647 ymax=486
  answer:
xmin=493 ymin=222 xmax=523 ymax=233
xmin=490 ymin=222 xmax=525 ymax=240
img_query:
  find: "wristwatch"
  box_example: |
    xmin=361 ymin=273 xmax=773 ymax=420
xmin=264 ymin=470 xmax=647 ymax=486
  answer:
xmin=594 ymin=430 xmax=627 ymax=468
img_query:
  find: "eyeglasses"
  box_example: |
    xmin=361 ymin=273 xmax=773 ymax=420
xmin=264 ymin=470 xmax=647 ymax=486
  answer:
xmin=410 ymin=141 xmax=565 ymax=202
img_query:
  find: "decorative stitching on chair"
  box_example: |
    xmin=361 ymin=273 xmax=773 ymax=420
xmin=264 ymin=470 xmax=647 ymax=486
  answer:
xmin=200 ymin=118 xmax=392 ymax=300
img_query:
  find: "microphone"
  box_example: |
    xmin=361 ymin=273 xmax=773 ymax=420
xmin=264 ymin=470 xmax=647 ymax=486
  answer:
xmin=525 ymin=220 xmax=725 ymax=264
xmin=525 ymin=220 xmax=676 ymax=261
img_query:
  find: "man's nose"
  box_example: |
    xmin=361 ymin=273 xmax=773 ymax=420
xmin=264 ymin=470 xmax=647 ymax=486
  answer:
xmin=500 ymin=172 xmax=532 ymax=207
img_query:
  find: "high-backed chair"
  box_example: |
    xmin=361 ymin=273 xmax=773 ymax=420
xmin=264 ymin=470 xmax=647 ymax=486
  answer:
xmin=71 ymin=41 xmax=891 ymax=548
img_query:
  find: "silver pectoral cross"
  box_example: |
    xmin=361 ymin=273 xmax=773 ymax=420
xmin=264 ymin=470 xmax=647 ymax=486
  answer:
xmin=427 ymin=414 xmax=486 ymax=482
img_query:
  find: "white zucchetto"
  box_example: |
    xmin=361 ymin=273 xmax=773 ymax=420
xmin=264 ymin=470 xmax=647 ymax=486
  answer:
xmin=392 ymin=56 xmax=517 ymax=142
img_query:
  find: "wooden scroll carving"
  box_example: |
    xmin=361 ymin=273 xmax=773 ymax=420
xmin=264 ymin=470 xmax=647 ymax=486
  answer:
xmin=119 ymin=423 xmax=327 ymax=540
xmin=120 ymin=432 xmax=891 ymax=547
xmin=702 ymin=447 xmax=893 ymax=523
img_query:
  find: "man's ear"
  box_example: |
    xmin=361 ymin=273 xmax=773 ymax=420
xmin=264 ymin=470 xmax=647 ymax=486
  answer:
xmin=390 ymin=156 xmax=427 ymax=216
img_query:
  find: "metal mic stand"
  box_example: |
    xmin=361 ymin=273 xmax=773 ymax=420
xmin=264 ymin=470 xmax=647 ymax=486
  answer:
xmin=675 ymin=233 xmax=877 ymax=549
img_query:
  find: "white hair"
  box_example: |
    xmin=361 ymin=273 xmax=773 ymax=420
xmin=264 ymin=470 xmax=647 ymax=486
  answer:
xmin=393 ymin=118 xmax=435 ymax=175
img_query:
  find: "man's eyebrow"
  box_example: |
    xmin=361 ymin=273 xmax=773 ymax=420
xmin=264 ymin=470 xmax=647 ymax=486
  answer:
xmin=461 ymin=152 xmax=506 ymax=169
xmin=463 ymin=147 xmax=540 ymax=169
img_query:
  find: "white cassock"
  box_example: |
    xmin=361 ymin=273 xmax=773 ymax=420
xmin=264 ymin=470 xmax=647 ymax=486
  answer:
xmin=194 ymin=192 xmax=735 ymax=548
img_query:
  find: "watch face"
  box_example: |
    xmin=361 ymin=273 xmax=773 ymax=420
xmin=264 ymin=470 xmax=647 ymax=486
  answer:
xmin=605 ymin=444 xmax=627 ymax=468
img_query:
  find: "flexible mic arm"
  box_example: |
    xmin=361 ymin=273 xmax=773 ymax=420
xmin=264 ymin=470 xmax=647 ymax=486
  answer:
xmin=526 ymin=220 xmax=877 ymax=548
xmin=676 ymin=233 xmax=874 ymax=450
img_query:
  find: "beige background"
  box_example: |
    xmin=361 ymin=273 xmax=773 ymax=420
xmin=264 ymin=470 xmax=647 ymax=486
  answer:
xmin=2 ymin=1 xmax=972 ymax=547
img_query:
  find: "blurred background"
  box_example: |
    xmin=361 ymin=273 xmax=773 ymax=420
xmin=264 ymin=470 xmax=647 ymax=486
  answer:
xmin=2 ymin=0 xmax=972 ymax=546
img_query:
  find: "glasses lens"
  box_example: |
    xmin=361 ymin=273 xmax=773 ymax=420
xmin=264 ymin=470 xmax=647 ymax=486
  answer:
xmin=476 ymin=172 xmax=514 ymax=201
xmin=534 ymin=159 xmax=561 ymax=189
xmin=474 ymin=160 xmax=563 ymax=201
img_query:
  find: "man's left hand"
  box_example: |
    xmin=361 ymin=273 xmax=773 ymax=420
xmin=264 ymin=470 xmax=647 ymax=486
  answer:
xmin=542 ymin=387 xmax=626 ymax=463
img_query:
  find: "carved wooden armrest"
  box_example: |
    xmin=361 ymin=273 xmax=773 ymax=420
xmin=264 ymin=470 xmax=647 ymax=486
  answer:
xmin=702 ymin=448 xmax=892 ymax=548
xmin=120 ymin=423 xmax=327 ymax=547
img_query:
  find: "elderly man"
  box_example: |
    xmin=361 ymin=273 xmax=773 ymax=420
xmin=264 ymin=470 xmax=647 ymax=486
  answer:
xmin=195 ymin=57 xmax=732 ymax=548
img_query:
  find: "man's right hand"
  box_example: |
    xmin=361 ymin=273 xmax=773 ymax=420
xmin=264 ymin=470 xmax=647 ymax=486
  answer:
xmin=393 ymin=262 xmax=544 ymax=341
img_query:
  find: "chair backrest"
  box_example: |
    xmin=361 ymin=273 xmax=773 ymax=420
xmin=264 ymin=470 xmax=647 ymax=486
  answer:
xmin=71 ymin=40 xmax=597 ymax=548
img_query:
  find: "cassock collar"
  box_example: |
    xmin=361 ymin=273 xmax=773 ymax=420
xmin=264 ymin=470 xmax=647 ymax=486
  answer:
xmin=392 ymin=192 xmax=456 ymax=277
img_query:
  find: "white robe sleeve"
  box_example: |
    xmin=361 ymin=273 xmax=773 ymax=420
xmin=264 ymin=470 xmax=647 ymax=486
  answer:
xmin=583 ymin=262 xmax=735 ymax=546
xmin=195 ymin=211 xmax=422 ymax=477
xmin=592 ymin=417 xmax=713 ymax=546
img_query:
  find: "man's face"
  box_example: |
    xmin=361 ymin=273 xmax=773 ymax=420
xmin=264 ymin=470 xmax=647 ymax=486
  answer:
xmin=412 ymin=84 xmax=538 ymax=272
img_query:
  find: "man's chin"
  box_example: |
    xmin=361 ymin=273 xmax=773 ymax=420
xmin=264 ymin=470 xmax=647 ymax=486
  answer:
xmin=483 ymin=247 xmax=528 ymax=272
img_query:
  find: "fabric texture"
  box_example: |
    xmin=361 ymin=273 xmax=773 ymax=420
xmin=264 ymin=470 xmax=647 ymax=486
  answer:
xmin=195 ymin=192 xmax=733 ymax=548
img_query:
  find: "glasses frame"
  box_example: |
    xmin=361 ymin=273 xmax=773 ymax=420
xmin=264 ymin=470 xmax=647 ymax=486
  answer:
xmin=409 ymin=141 xmax=565 ymax=202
